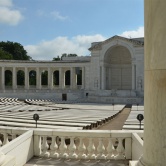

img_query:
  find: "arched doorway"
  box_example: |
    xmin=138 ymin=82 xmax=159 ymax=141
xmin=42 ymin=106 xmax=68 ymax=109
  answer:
xmin=65 ymin=70 xmax=70 ymax=86
xmin=41 ymin=70 xmax=48 ymax=87
xmin=104 ymin=46 xmax=132 ymax=90
xmin=53 ymin=70 xmax=59 ymax=86
xmin=17 ymin=70 xmax=25 ymax=87
xmin=29 ymin=70 xmax=36 ymax=87
xmin=5 ymin=70 xmax=12 ymax=88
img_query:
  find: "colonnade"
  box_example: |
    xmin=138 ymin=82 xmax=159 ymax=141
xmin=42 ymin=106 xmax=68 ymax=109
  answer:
xmin=0 ymin=66 xmax=85 ymax=90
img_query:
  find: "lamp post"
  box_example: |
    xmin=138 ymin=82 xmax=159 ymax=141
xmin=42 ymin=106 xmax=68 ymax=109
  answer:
xmin=33 ymin=113 xmax=39 ymax=128
xmin=137 ymin=114 xmax=144 ymax=130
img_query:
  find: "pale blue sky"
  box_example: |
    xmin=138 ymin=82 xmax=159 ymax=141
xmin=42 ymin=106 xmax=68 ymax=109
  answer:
xmin=0 ymin=0 xmax=144 ymax=60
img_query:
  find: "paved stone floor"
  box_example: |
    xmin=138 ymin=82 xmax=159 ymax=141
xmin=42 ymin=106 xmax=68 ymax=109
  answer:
xmin=25 ymin=157 xmax=129 ymax=166
xmin=95 ymin=108 xmax=131 ymax=130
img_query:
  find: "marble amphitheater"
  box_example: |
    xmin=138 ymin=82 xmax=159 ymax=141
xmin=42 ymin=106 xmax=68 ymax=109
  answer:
xmin=0 ymin=0 xmax=166 ymax=165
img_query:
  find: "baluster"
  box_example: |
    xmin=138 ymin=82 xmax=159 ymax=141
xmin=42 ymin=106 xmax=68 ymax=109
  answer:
xmin=68 ymin=137 xmax=78 ymax=159
xmin=50 ymin=136 xmax=59 ymax=158
xmin=2 ymin=133 xmax=9 ymax=145
xmin=115 ymin=138 xmax=125 ymax=159
xmin=96 ymin=138 xmax=106 ymax=159
xmin=59 ymin=136 xmax=68 ymax=159
xmin=87 ymin=138 xmax=96 ymax=159
xmin=41 ymin=136 xmax=50 ymax=157
xmin=106 ymin=138 xmax=115 ymax=159
xmin=78 ymin=137 xmax=87 ymax=159
xmin=0 ymin=140 xmax=2 ymax=147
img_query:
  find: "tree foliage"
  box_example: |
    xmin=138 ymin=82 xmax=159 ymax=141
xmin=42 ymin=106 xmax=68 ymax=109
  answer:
xmin=52 ymin=53 xmax=78 ymax=61
xmin=0 ymin=41 xmax=31 ymax=60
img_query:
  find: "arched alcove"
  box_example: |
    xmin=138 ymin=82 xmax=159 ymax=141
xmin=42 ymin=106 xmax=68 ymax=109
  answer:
xmin=104 ymin=45 xmax=132 ymax=90
xmin=65 ymin=70 xmax=70 ymax=86
xmin=41 ymin=70 xmax=48 ymax=86
xmin=53 ymin=70 xmax=59 ymax=86
xmin=5 ymin=70 xmax=12 ymax=87
xmin=29 ymin=70 xmax=36 ymax=86
xmin=76 ymin=68 xmax=82 ymax=85
xmin=17 ymin=70 xmax=25 ymax=86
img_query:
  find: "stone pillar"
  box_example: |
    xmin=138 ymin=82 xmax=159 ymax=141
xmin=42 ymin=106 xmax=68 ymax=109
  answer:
xmin=59 ymin=68 xmax=64 ymax=89
xmin=70 ymin=67 xmax=73 ymax=89
xmin=36 ymin=68 xmax=41 ymax=89
xmin=12 ymin=67 xmax=17 ymax=90
xmin=1 ymin=67 xmax=5 ymax=90
xmin=48 ymin=68 xmax=53 ymax=89
xmin=25 ymin=67 xmax=29 ymax=90
xmin=81 ymin=67 xmax=85 ymax=89
xmin=132 ymin=64 xmax=136 ymax=90
xmin=101 ymin=66 xmax=105 ymax=90
xmin=137 ymin=1 xmax=166 ymax=165
xmin=70 ymin=67 xmax=76 ymax=89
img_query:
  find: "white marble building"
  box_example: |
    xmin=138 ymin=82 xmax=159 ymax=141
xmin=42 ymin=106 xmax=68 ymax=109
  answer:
xmin=0 ymin=35 xmax=144 ymax=104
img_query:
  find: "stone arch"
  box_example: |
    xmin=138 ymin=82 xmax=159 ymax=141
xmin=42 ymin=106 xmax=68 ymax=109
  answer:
xmin=101 ymin=39 xmax=135 ymax=61
xmin=104 ymin=45 xmax=132 ymax=90
xmin=17 ymin=70 xmax=25 ymax=86
xmin=76 ymin=67 xmax=82 ymax=85
xmin=29 ymin=70 xmax=36 ymax=86
xmin=65 ymin=70 xmax=70 ymax=86
xmin=5 ymin=70 xmax=12 ymax=87
xmin=53 ymin=70 xmax=59 ymax=86
xmin=41 ymin=70 xmax=48 ymax=86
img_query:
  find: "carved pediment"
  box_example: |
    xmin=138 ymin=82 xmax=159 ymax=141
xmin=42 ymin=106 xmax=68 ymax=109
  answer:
xmin=89 ymin=35 xmax=144 ymax=51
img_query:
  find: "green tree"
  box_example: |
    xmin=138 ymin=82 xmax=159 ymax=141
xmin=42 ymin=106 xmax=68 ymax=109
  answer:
xmin=53 ymin=53 xmax=78 ymax=61
xmin=0 ymin=48 xmax=13 ymax=60
xmin=0 ymin=41 xmax=32 ymax=60
xmin=68 ymin=54 xmax=77 ymax=57
xmin=52 ymin=56 xmax=60 ymax=61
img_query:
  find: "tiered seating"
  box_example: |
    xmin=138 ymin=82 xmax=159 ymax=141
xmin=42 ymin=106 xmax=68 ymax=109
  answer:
xmin=0 ymin=98 xmax=125 ymax=130
xmin=122 ymin=105 xmax=144 ymax=130
xmin=0 ymin=97 xmax=25 ymax=105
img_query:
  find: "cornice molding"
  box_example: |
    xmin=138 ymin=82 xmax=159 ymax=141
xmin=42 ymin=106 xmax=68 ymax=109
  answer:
xmin=89 ymin=35 xmax=144 ymax=51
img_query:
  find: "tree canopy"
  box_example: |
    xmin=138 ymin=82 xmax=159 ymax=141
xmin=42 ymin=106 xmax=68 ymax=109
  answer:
xmin=0 ymin=41 xmax=31 ymax=60
xmin=52 ymin=53 xmax=78 ymax=61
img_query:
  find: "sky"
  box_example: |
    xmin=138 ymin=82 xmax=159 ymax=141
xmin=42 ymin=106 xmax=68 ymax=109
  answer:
xmin=0 ymin=0 xmax=144 ymax=60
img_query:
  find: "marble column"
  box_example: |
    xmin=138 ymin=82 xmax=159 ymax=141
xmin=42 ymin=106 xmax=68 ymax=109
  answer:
xmin=12 ymin=67 xmax=17 ymax=90
xmin=1 ymin=67 xmax=5 ymax=90
xmin=101 ymin=66 xmax=105 ymax=90
xmin=137 ymin=0 xmax=166 ymax=165
xmin=132 ymin=64 xmax=136 ymax=90
xmin=71 ymin=67 xmax=76 ymax=89
xmin=36 ymin=68 xmax=41 ymax=89
xmin=70 ymin=67 xmax=73 ymax=89
xmin=25 ymin=67 xmax=29 ymax=90
xmin=48 ymin=68 xmax=53 ymax=89
xmin=59 ymin=68 xmax=64 ymax=89
xmin=81 ymin=67 xmax=85 ymax=89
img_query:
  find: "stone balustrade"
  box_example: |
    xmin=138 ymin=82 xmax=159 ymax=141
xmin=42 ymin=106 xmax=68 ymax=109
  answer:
xmin=33 ymin=129 xmax=139 ymax=160
xmin=0 ymin=127 xmax=143 ymax=166
xmin=0 ymin=127 xmax=27 ymax=147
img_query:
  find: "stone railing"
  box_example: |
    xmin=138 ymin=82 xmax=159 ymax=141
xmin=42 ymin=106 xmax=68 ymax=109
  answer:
xmin=0 ymin=127 xmax=143 ymax=166
xmin=0 ymin=127 xmax=27 ymax=147
xmin=33 ymin=129 xmax=143 ymax=160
